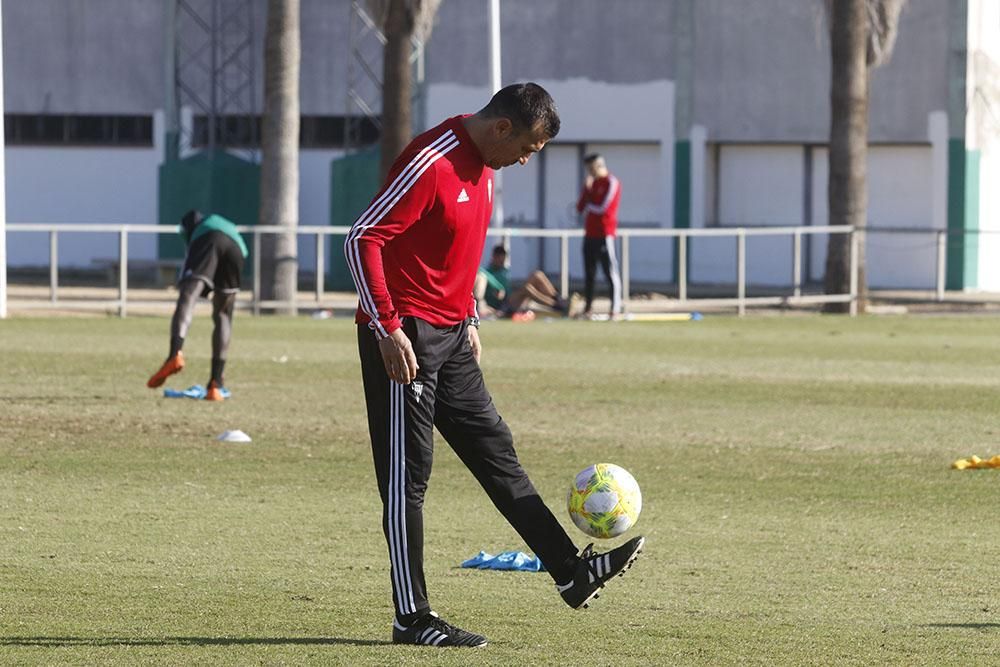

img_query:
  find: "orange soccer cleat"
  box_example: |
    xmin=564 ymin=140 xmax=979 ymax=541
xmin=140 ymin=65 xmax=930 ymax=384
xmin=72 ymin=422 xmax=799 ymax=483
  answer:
xmin=147 ymin=352 xmax=185 ymax=388
xmin=205 ymin=379 xmax=226 ymax=402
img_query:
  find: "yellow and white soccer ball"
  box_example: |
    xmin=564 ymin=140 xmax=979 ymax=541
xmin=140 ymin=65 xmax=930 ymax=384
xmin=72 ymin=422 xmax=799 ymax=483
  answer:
xmin=567 ymin=463 xmax=642 ymax=539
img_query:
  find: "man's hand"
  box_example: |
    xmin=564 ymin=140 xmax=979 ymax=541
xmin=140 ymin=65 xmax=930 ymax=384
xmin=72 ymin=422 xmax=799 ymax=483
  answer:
xmin=584 ymin=175 xmax=594 ymax=189
xmin=467 ymin=325 xmax=482 ymax=364
xmin=379 ymin=328 xmax=419 ymax=384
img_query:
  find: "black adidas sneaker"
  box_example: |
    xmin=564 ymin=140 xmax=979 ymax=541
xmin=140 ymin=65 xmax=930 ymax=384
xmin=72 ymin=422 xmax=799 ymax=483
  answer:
xmin=557 ymin=536 xmax=645 ymax=609
xmin=392 ymin=611 xmax=488 ymax=647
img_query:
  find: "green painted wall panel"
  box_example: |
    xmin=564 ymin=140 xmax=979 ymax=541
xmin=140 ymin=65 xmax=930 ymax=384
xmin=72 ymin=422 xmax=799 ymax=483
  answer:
xmin=946 ymin=139 xmax=980 ymax=290
xmin=329 ymin=148 xmax=380 ymax=290
xmin=158 ymin=151 xmax=260 ymax=266
xmin=672 ymin=140 xmax=691 ymax=283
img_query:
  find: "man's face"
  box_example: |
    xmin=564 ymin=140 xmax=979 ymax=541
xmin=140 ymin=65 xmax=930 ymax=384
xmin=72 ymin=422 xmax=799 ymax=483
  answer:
xmin=484 ymin=119 xmax=550 ymax=170
xmin=585 ymin=158 xmax=604 ymax=178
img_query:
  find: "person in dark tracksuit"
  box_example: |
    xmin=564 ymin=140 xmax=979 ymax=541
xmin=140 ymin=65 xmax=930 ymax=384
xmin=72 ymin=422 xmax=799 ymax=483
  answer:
xmin=345 ymin=83 xmax=645 ymax=649
xmin=576 ymin=153 xmax=623 ymax=319
xmin=146 ymin=210 xmax=247 ymax=401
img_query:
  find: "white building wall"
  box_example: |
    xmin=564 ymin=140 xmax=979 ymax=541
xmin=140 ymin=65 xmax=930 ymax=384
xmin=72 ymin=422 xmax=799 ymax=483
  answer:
xmin=810 ymin=145 xmax=936 ymax=289
xmin=977 ymin=150 xmax=1000 ymax=290
xmin=692 ymin=145 xmax=802 ymax=287
xmin=5 ymin=140 xmax=342 ymax=272
xmin=298 ymin=148 xmax=343 ymax=273
xmin=6 ymin=146 xmax=162 ymax=268
xmin=970 ymin=0 xmax=1000 ymax=290
xmin=688 ymin=143 xmax=935 ymax=290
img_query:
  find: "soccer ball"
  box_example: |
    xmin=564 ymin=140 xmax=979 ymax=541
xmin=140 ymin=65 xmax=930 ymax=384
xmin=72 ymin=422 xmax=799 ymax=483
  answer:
xmin=567 ymin=463 xmax=642 ymax=539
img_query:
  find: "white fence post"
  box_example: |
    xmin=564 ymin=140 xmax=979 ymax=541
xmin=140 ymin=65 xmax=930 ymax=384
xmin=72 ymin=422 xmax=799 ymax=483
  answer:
xmin=736 ymin=228 xmax=746 ymax=316
xmin=849 ymin=228 xmax=859 ymax=317
xmin=936 ymin=230 xmax=946 ymax=302
xmin=792 ymin=229 xmax=802 ymax=298
xmin=49 ymin=230 xmax=58 ymax=303
xmin=621 ymin=234 xmax=630 ymax=306
xmin=560 ymin=234 xmax=569 ymax=299
xmin=253 ymin=230 xmax=262 ymax=316
xmin=679 ymin=231 xmax=688 ymax=302
xmin=315 ymin=231 xmax=325 ymax=303
xmin=118 ymin=228 xmax=128 ymax=318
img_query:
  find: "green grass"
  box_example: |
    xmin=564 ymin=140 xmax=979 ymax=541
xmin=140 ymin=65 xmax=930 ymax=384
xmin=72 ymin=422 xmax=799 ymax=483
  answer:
xmin=2 ymin=313 xmax=1000 ymax=665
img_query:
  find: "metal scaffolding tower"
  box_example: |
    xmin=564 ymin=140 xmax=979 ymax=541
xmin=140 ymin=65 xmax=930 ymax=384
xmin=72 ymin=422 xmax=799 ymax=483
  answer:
xmin=166 ymin=0 xmax=258 ymax=160
xmin=344 ymin=0 xmax=426 ymax=152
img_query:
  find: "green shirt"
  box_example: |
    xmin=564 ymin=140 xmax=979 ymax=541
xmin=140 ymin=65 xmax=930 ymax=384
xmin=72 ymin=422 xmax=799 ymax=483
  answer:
xmin=180 ymin=214 xmax=249 ymax=258
xmin=480 ymin=265 xmax=510 ymax=310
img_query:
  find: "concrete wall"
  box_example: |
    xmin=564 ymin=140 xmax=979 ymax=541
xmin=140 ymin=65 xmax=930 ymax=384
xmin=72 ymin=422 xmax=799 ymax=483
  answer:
xmin=3 ymin=0 xmax=164 ymax=113
xmin=5 ymin=0 xmax=952 ymax=133
xmin=817 ymin=146 xmax=938 ymax=289
xmin=2 ymin=0 xmax=352 ymax=115
xmin=692 ymin=0 xmax=949 ymax=143
xmin=7 ymin=140 xmax=342 ymax=270
xmin=689 ymin=142 xmax=936 ymax=289
xmin=6 ymin=145 xmax=163 ymax=268
xmin=426 ymin=0 xmax=672 ymax=88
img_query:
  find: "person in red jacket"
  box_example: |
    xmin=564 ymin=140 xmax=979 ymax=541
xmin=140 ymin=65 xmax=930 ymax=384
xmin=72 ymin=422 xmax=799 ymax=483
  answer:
xmin=576 ymin=153 xmax=623 ymax=319
xmin=345 ymin=83 xmax=644 ymax=648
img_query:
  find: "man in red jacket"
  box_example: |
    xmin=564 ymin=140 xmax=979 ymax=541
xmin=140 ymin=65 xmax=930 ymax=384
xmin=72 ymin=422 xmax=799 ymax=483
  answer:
xmin=345 ymin=83 xmax=644 ymax=648
xmin=576 ymin=153 xmax=623 ymax=319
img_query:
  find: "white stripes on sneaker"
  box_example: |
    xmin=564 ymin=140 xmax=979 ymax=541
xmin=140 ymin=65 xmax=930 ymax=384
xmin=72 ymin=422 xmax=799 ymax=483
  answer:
xmin=418 ymin=628 xmax=448 ymax=646
xmin=345 ymin=129 xmax=461 ymax=339
xmin=588 ymin=553 xmax=613 ymax=583
xmin=556 ymin=552 xmax=618 ymax=589
xmin=388 ymin=381 xmax=416 ymax=615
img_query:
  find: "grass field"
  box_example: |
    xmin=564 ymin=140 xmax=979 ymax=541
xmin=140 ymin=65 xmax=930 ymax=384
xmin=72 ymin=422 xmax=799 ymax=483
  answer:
xmin=3 ymin=313 xmax=1000 ymax=665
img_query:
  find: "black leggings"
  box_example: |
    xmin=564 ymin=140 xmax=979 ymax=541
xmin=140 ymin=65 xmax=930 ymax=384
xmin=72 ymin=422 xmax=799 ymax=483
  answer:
xmin=583 ymin=236 xmax=623 ymax=314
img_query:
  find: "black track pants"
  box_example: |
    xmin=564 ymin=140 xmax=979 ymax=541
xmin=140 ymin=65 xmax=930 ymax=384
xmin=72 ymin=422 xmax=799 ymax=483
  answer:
xmin=583 ymin=235 xmax=623 ymax=315
xmin=357 ymin=317 xmax=578 ymax=623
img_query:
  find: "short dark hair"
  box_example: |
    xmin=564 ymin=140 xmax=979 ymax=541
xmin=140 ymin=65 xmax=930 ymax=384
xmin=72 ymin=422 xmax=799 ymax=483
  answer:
xmin=480 ymin=82 xmax=560 ymax=139
xmin=491 ymin=244 xmax=508 ymax=256
xmin=180 ymin=209 xmax=204 ymax=237
xmin=583 ymin=153 xmax=603 ymax=164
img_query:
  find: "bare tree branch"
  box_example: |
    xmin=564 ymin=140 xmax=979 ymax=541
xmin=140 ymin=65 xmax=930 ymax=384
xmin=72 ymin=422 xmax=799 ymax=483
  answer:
xmin=366 ymin=0 xmax=442 ymax=42
xmin=821 ymin=0 xmax=908 ymax=69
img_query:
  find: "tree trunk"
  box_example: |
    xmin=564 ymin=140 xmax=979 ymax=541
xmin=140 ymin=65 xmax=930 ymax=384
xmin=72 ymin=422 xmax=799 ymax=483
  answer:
xmin=824 ymin=0 xmax=869 ymax=313
xmin=259 ymin=0 xmax=300 ymax=314
xmin=379 ymin=0 xmax=414 ymax=181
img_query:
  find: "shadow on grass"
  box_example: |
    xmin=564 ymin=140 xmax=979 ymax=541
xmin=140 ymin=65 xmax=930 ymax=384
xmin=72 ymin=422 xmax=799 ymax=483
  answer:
xmin=923 ymin=623 xmax=1000 ymax=630
xmin=0 ymin=636 xmax=391 ymax=648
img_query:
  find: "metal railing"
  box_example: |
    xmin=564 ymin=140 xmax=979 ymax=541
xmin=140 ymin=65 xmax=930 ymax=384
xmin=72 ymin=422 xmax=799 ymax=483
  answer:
xmin=5 ymin=223 xmax=860 ymax=317
xmin=488 ymin=224 xmax=858 ymax=316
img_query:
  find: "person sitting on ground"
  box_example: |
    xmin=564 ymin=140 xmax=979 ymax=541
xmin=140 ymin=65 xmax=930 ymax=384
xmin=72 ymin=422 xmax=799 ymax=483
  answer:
xmin=474 ymin=244 xmax=572 ymax=320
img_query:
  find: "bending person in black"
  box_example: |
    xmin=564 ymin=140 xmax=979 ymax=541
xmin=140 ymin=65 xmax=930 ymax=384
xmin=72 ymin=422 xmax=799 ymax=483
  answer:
xmin=146 ymin=210 xmax=248 ymax=401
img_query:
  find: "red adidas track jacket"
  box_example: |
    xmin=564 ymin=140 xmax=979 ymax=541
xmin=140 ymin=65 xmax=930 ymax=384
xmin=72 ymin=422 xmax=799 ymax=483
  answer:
xmin=346 ymin=116 xmax=493 ymax=338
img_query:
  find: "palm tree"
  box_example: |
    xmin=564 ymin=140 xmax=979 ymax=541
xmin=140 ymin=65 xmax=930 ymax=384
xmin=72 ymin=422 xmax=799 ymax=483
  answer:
xmin=368 ymin=0 xmax=443 ymax=180
xmin=259 ymin=0 xmax=301 ymax=314
xmin=824 ymin=0 xmax=906 ymax=313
